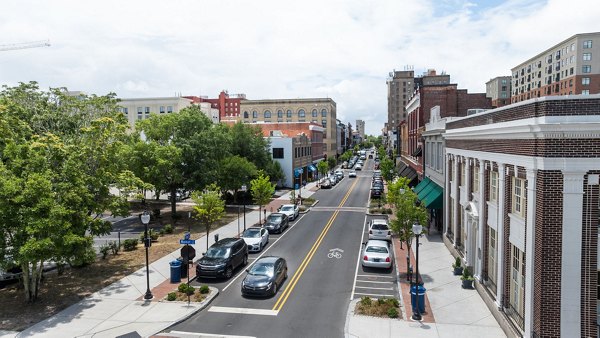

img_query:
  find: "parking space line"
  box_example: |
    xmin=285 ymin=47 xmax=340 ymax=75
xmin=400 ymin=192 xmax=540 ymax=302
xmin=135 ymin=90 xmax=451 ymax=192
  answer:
xmin=208 ymin=306 xmax=279 ymax=316
xmin=354 ymin=286 xmax=394 ymax=290
xmin=356 ymin=274 xmax=395 ymax=278
xmin=169 ymin=330 xmax=256 ymax=338
xmin=353 ymin=292 xmax=396 ymax=298
xmin=355 ymin=280 xmax=395 ymax=284
xmin=350 ymin=215 xmax=369 ymax=301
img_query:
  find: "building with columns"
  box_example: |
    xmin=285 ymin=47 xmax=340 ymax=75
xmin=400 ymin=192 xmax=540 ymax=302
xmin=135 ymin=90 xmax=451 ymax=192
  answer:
xmin=443 ymin=95 xmax=600 ymax=337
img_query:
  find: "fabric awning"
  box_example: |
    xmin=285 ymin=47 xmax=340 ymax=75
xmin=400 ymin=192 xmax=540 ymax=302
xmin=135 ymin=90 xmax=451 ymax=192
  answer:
xmin=414 ymin=177 xmax=432 ymax=196
xmin=420 ymin=180 xmax=443 ymax=209
xmin=308 ymin=164 xmax=317 ymax=172
xmin=399 ymin=164 xmax=418 ymax=185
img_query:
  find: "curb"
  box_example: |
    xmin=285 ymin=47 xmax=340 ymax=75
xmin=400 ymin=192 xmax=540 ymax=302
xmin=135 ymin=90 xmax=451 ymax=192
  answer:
xmin=154 ymin=286 xmax=220 ymax=335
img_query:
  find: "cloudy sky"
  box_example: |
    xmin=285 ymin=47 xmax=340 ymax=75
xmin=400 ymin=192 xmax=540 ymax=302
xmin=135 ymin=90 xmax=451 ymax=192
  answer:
xmin=1 ymin=0 xmax=597 ymax=135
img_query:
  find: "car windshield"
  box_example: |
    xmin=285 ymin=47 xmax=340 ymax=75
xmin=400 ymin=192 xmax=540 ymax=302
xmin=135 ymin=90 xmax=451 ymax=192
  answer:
xmin=281 ymin=206 xmax=293 ymax=211
xmin=248 ymin=262 xmax=275 ymax=277
xmin=268 ymin=215 xmax=282 ymax=222
xmin=242 ymin=229 xmax=261 ymax=238
xmin=371 ymin=223 xmax=389 ymax=230
xmin=366 ymin=246 xmax=389 ymax=254
xmin=205 ymin=246 xmax=230 ymax=258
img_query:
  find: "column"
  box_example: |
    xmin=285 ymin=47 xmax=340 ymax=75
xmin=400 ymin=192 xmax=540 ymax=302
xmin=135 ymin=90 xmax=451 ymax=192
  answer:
xmin=476 ymin=159 xmax=486 ymax=280
xmin=524 ymin=169 xmax=537 ymax=337
xmin=560 ymin=172 xmax=585 ymax=337
xmin=453 ymin=157 xmax=460 ymax=246
xmin=444 ymin=154 xmax=451 ymax=237
xmin=495 ymin=163 xmax=506 ymax=308
xmin=465 ymin=158 xmax=472 ymax=266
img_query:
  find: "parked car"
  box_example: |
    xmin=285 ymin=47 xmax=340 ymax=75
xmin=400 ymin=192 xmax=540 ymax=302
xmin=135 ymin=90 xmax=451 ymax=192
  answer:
xmin=168 ymin=189 xmax=189 ymax=201
xmin=348 ymin=170 xmax=357 ymax=178
xmin=196 ymin=238 xmax=248 ymax=279
xmin=361 ymin=240 xmax=393 ymax=269
xmin=335 ymin=170 xmax=344 ymax=180
xmin=372 ymin=181 xmax=384 ymax=189
xmin=263 ymin=213 xmax=289 ymax=234
xmin=241 ymin=256 xmax=288 ymax=297
xmin=241 ymin=227 xmax=269 ymax=252
xmin=329 ymin=175 xmax=338 ymax=185
xmin=368 ymin=219 xmax=392 ymax=241
xmin=373 ymin=170 xmax=381 ymax=177
xmin=355 ymin=164 xmax=362 ymax=171
xmin=321 ymin=178 xmax=332 ymax=189
xmin=342 ymin=161 xmax=348 ymax=169
xmin=370 ymin=187 xmax=383 ymax=198
xmin=279 ymin=204 xmax=299 ymax=221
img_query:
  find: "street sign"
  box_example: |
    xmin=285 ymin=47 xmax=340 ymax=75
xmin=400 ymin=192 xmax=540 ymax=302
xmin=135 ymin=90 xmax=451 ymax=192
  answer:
xmin=180 ymin=239 xmax=196 ymax=245
xmin=184 ymin=232 xmax=191 ymax=240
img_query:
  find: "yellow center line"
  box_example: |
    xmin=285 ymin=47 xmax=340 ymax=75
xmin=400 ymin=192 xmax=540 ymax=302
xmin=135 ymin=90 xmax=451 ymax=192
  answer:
xmin=272 ymin=178 xmax=359 ymax=312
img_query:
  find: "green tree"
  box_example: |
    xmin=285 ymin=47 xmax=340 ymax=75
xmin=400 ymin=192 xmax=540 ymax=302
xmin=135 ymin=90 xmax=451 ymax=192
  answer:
xmin=229 ymin=122 xmax=271 ymax=171
xmin=218 ymin=155 xmax=257 ymax=202
xmin=191 ymin=183 xmax=225 ymax=250
xmin=327 ymin=156 xmax=336 ymax=171
xmin=317 ymin=161 xmax=329 ymax=183
xmin=265 ymin=159 xmax=285 ymax=186
xmin=251 ymin=173 xmax=275 ymax=224
xmin=380 ymin=157 xmax=395 ymax=182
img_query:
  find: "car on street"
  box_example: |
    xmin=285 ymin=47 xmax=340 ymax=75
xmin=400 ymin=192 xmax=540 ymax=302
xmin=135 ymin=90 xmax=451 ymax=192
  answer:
xmin=368 ymin=219 xmax=392 ymax=241
xmin=321 ymin=178 xmax=332 ymax=189
xmin=329 ymin=174 xmax=338 ymax=185
xmin=196 ymin=237 xmax=248 ymax=279
xmin=279 ymin=204 xmax=299 ymax=221
xmin=348 ymin=170 xmax=356 ymax=178
xmin=362 ymin=240 xmax=393 ymax=269
xmin=370 ymin=187 xmax=383 ymax=198
xmin=263 ymin=213 xmax=289 ymax=234
xmin=241 ymin=256 xmax=288 ymax=297
xmin=241 ymin=227 xmax=269 ymax=252
xmin=355 ymin=164 xmax=362 ymax=171
xmin=335 ymin=170 xmax=344 ymax=180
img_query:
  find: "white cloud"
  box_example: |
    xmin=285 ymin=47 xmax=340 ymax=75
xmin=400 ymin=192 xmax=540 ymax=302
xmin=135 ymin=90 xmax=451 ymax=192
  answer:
xmin=0 ymin=0 xmax=598 ymax=135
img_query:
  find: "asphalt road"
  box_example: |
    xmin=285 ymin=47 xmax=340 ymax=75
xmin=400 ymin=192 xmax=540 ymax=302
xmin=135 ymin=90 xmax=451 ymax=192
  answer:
xmin=166 ymin=158 xmax=398 ymax=338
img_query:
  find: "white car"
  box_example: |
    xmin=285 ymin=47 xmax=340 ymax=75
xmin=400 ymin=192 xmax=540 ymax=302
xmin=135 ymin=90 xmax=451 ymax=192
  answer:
xmin=361 ymin=240 xmax=393 ymax=269
xmin=329 ymin=174 xmax=338 ymax=185
xmin=279 ymin=204 xmax=300 ymax=221
xmin=241 ymin=227 xmax=269 ymax=252
xmin=368 ymin=219 xmax=392 ymax=241
xmin=348 ymin=170 xmax=357 ymax=178
xmin=354 ymin=164 xmax=362 ymax=171
xmin=335 ymin=170 xmax=344 ymax=179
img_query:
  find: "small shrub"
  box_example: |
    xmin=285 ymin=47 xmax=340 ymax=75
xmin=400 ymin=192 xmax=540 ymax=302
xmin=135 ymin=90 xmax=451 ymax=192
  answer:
xmin=387 ymin=307 xmax=399 ymax=318
xmin=178 ymin=283 xmax=195 ymax=295
xmin=123 ymin=238 xmax=138 ymax=251
xmin=178 ymin=283 xmax=188 ymax=293
xmin=167 ymin=292 xmax=177 ymax=301
xmin=109 ymin=241 xmax=119 ymax=255
xmin=360 ymin=296 xmax=372 ymax=306
xmin=452 ymin=256 xmax=462 ymax=269
xmin=100 ymin=244 xmax=110 ymax=259
xmin=69 ymin=245 xmax=97 ymax=268
xmin=377 ymin=298 xmax=386 ymax=305
xmin=386 ymin=298 xmax=399 ymax=308
xmin=199 ymin=285 xmax=209 ymax=294
xmin=159 ymin=228 xmax=165 ymax=236
xmin=384 ymin=208 xmax=393 ymax=214
xmin=139 ymin=229 xmax=159 ymax=242
xmin=164 ymin=224 xmax=174 ymax=234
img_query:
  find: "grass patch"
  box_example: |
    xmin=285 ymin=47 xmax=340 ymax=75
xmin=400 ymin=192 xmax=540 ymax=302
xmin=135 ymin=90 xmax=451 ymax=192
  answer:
xmin=355 ymin=296 xmax=400 ymax=318
xmin=166 ymin=285 xmax=209 ymax=302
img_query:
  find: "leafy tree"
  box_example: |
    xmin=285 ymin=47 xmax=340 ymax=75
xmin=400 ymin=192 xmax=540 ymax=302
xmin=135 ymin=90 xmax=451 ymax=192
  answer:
xmin=265 ymin=159 xmax=285 ymax=186
xmin=327 ymin=156 xmax=336 ymax=171
xmin=317 ymin=161 xmax=329 ymax=182
xmin=0 ymin=83 xmax=146 ymax=302
xmin=229 ymin=122 xmax=271 ymax=172
xmin=380 ymin=157 xmax=395 ymax=182
xmin=251 ymin=173 xmax=275 ymax=224
xmin=191 ymin=184 xmax=225 ymax=250
xmin=339 ymin=150 xmax=353 ymax=163
xmin=218 ymin=155 xmax=257 ymax=201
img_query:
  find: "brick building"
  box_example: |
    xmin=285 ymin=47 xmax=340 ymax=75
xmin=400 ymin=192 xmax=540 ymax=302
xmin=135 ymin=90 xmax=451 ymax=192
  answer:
xmin=443 ymin=95 xmax=600 ymax=337
xmin=486 ymin=76 xmax=512 ymax=108
xmin=184 ymin=90 xmax=246 ymax=120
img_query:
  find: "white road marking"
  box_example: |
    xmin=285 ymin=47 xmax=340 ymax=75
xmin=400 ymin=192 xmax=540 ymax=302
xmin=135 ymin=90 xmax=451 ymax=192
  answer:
xmin=350 ymin=215 xmax=368 ymax=300
xmin=353 ymin=292 xmax=396 ymax=298
xmin=208 ymin=306 xmax=279 ymax=316
xmin=354 ymin=286 xmax=394 ymax=290
xmin=356 ymin=274 xmax=395 ymax=278
xmin=355 ymin=280 xmax=395 ymax=284
xmin=169 ymin=330 xmax=256 ymax=338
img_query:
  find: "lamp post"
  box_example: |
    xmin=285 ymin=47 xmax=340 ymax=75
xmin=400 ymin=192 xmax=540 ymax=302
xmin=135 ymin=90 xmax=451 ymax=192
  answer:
xmin=241 ymin=185 xmax=247 ymax=231
xmin=412 ymin=221 xmax=423 ymax=321
xmin=140 ymin=211 xmax=153 ymax=300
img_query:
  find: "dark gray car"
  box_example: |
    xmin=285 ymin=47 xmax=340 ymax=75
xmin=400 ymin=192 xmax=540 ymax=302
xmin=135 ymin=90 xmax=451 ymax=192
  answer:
xmin=263 ymin=213 xmax=289 ymax=234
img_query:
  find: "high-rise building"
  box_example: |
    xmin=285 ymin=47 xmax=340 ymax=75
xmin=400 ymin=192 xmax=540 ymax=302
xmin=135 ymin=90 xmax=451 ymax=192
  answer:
xmin=511 ymin=32 xmax=600 ymax=103
xmin=485 ymin=76 xmax=512 ymax=108
xmin=355 ymin=119 xmax=365 ymax=138
xmin=386 ymin=69 xmax=415 ymax=130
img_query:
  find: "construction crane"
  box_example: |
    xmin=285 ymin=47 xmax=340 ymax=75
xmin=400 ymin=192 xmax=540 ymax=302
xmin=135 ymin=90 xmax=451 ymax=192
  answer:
xmin=0 ymin=40 xmax=50 ymax=52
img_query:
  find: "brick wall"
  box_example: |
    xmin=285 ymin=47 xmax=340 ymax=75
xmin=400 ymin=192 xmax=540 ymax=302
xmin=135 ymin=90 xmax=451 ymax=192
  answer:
xmin=446 ymin=139 xmax=600 ymax=158
xmin=581 ymin=172 xmax=599 ymax=337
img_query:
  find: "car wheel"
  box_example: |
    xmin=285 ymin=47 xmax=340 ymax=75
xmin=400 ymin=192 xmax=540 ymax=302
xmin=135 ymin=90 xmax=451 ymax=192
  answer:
xmin=259 ymin=242 xmax=263 ymax=251
xmin=224 ymin=266 xmax=233 ymax=278
xmin=243 ymin=255 xmax=248 ymax=266
xmin=284 ymin=268 xmax=288 ymax=280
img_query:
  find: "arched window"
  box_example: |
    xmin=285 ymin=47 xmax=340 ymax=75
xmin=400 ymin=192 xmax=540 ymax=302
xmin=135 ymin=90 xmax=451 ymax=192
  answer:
xmin=298 ymin=109 xmax=305 ymax=118
xmin=321 ymin=109 xmax=327 ymax=117
xmin=277 ymin=110 xmax=283 ymax=118
xmin=287 ymin=110 xmax=292 ymax=118
xmin=243 ymin=111 xmax=249 ymax=119
xmin=264 ymin=110 xmax=272 ymax=118
xmin=312 ymin=109 xmax=318 ymax=117
xmin=253 ymin=111 xmax=258 ymax=118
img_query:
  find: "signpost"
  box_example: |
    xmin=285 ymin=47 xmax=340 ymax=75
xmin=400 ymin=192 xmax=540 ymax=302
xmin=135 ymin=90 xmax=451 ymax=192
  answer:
xmin=180 ymin=232 xmax=196 ymax=304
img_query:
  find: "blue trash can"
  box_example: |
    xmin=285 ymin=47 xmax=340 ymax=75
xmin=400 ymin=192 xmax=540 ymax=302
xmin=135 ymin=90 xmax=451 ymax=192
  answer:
xmin=169 ymin=260 xmax=181 ymax=283
xmin=410 ymin=285 xmax=426 ymax=313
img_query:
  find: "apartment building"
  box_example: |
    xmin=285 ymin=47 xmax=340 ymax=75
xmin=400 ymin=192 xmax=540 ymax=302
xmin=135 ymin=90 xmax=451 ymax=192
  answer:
xmin=511 ymin=32 xmax=600 ymax=103
xmin=239 ymin=98 xmax=337 ymax=159
xmin=386 ymin=69 xmax=416 ymax=153
xmin=486 ymin=76 xmax=512 ymax=108
xmin=117 ymin=97 xmax=194 ymax=127
xmin=443 ymin=95 xmax=600 ymax=338
xmin=184 ymin=90 xmax=246 ymax=120
xmin=355 ymin=119 xmax=365 ymax=138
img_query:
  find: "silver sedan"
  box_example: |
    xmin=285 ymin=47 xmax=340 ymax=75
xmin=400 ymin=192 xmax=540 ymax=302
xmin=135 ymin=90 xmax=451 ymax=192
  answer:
xmin=361 ymin=240 xmax=393 ymax=269
xmin=241 ymin=227 xmax=269 ymax=252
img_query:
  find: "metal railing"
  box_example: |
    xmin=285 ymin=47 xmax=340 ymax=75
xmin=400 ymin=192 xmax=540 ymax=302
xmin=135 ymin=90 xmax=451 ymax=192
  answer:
xmin=506 ymin=303 xmax=525 ymax=331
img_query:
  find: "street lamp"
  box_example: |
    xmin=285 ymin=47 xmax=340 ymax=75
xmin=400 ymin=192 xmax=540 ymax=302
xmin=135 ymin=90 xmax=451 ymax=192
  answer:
xmin=140 ymin=211 xmax=153 ymax=300
xmin=241 ymin=185 xmax=247 ymax=231
xmin=412 ymin=221 xmax=423 ymax=321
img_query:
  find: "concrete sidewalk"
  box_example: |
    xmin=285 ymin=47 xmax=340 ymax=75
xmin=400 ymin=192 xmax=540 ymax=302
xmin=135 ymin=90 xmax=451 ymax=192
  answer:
xmin=344 ymin=228 xmax=507 ymax=338
xmin=3 ymin=182 xmax=319 ymax=338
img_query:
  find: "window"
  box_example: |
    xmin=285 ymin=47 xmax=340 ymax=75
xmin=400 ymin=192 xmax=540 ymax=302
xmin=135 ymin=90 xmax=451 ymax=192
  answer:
xmin=264 ymin=110 xmax=272 ymax=118
xmin=167 ymin=106 xmax=173 ymax=113
xmin=488 ymin=228 xmax=497 ymax=290
xmin=583 ymin=65 xmax=592 ymax=73
xmin=460 ymin=162 xmax=466 ymax=186
xmin=144 ymin=107 xmax=150 ymax=117
xmin=137 ymin=107 xmax=143 ymax=114
xmin=298 ymin=109 xmax=305 ymax=118
xmin=160 ymin=106 xmax=165 ymax=114
xmin=312 ymin=109 xmax=318 ymax=117
xmin=252 ymin=111 xmax=258 ymax=118
xmin=583 ymin=53 xmax=592 ymax=61
xmin=582 ymin=90 xmax=590 ymax=95
xmin=509 ymin=245 xmax=525 ymax=328
xmin=272 ymin=148 xmax=284 ymax=159
xmin=287 ymin=110 xmax=292 ymax=118
xmin=582 ymin=77 xmax=590 ymax=85
xmin=277 ymin=110 xmax=283 ymax=118
xmin=490 ymin=171 xmax=498 ymax=202
xmin=122 ymin=107 xmax=128 ymax=115
xmin=243 ymin=111 xmax=249 ymax=119
xmin=512 ymin=177 xmax=525 ymax=217
xmin=473 ymin=166 xmax=480 ymax=193
xmin=321 ymin=109 xmax=327 ymax=117
xmin=583 ymin=40 xmax=592 ymax=49
xmin=321 ymin=119 xmax=327 ymax=128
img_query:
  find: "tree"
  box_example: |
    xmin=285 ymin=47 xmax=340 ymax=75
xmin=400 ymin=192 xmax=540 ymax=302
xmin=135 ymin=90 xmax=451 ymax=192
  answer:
xmin=251 ymin=173 xmax=275 ymax=224
xmin=317 ymin=161 xmax=329 ymax=183
xmin=380 ymin=157 xmax=395 ymax=182
xmin=0 ymin=83 xmax=146 ymax=302
xmin=218 ymin=155 xmax=257 ymax=202
xmin=265 ymin=159 xmax=285 ymax=186
xmin=327 ymin=156 xmax=336 ymax=171
xmin=229 ymin=122 xmax=271 ymax=172
xmin=191 ymin=184 xmax=225 ymax=250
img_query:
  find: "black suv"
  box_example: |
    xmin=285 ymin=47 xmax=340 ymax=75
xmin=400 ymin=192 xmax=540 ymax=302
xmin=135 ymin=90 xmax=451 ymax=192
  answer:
xmin=196 ymin=238 xmax=248 ymax=279
xmin=263 ymin=213 xmax=289 ymax=234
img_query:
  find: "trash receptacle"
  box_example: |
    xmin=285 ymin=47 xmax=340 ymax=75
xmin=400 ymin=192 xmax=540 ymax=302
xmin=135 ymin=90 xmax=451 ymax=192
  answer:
xmin=169 ymin=260 xmax=181 ymax=283
xmin=177 ymin=257 xmax=188 ymax=278
xmin=410 ymin=284 xmax=426 ymax=313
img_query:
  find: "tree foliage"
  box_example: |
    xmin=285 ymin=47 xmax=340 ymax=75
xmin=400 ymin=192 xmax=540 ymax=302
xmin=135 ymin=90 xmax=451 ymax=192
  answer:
xmin=317 ymin=161 xmax=329 ymax=179
xmin=218 ymin=156 xmax=257 ymax=200
xmin=191 ymin=183 xmax=225 ymax=250
xmin=251 ymin=173 xmax=275 ymax=224
xmin=387 ymin=177 xmax=428 ymax=254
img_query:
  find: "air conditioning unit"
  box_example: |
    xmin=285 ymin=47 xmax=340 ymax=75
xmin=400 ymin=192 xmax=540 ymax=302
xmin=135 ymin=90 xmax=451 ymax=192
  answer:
xmin=467 ymin=109 xmax=489 ymax=116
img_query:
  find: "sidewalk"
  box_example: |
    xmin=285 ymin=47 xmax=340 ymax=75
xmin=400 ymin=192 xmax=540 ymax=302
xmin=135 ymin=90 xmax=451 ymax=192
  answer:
xmin=3 ymin=182 xmax=320 ymax=338
xmin=344 ymin=228 xmax=507 ymax=338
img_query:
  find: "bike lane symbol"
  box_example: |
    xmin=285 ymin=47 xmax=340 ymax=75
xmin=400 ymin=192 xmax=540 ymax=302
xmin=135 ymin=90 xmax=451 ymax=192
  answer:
xmin=328 ymin=248 xmax=344 ymax=259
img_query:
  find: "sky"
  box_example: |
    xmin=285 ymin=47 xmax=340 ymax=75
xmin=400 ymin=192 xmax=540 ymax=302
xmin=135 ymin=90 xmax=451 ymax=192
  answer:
xmin=1 ymin=0 xmax=598 ymax=135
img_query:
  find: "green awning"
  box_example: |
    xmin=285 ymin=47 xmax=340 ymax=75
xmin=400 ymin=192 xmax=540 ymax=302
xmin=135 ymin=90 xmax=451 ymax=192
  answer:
xmin=414 ymin=177 xmax=432 ymax=196
xmin=422 ymin=182 xmax=443 ymax=209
